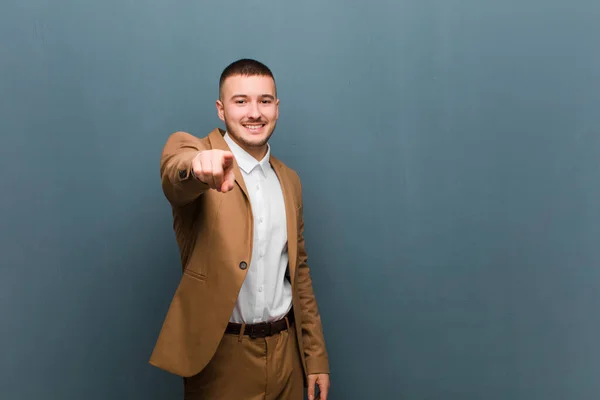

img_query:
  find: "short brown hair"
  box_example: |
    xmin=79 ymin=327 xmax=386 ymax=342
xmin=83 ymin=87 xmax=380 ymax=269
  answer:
xmin=219 ymin=58 xmax=276 ymax=98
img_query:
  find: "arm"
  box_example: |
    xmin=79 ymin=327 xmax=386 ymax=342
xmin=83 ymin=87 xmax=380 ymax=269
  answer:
xmin=294 ymin=177 xmax=330 ymax=375
xmin=160 ymin=131 xmax=210 ymax=207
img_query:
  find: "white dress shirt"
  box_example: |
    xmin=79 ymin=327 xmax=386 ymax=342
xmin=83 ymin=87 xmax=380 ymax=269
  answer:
xmin=224 ymin=133 xmax=293 ymax=324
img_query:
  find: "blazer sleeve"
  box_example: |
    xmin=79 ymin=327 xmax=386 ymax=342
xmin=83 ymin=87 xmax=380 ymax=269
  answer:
xmin=293 ymin=173 xmax=331 ymax=375
xmin=160 ymin=131 xmax=211 ymax=207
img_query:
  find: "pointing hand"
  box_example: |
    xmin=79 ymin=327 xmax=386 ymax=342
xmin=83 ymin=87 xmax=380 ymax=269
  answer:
xmin=192 ymin=150 xmax=235 ymax=192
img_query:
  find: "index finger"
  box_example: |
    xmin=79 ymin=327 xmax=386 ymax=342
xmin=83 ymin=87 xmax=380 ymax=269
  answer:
xmin=318 ymin=384 xmax=329 ymax=400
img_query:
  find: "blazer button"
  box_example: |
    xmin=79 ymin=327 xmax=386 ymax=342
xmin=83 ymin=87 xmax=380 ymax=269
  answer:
xmin=239 ymin=261 xmax=248 ymax=270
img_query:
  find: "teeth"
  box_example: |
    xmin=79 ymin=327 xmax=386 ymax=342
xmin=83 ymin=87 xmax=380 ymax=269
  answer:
xmin=245 ymin=125 xmax=263 ymax=129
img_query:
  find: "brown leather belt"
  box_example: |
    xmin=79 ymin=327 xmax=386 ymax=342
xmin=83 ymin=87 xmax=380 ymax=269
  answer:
xmin=225 ymin=308 xmax=294 ymax=339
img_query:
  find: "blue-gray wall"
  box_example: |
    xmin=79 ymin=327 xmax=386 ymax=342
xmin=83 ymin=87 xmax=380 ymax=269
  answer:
xmin=1 ymin=1 xmax=599 ymax=399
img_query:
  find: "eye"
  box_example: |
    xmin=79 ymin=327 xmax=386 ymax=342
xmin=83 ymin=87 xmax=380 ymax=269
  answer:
xmin=235 ymin=99 xmax=246 ymax=104
xmin=261 ymin=100 xmax=272 ymax=104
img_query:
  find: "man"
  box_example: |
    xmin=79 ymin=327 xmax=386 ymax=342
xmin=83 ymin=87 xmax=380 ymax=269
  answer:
xmin=150 ymin=58 xmax=330 ymax=400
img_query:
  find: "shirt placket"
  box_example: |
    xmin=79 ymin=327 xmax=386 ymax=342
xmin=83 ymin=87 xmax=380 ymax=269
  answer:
xmin=253 ymin=168 xmax=268 ymax=323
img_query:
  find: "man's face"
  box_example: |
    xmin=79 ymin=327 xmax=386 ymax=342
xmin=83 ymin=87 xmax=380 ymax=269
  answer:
xmin=216 ymin=74 xmax=279 ymax=158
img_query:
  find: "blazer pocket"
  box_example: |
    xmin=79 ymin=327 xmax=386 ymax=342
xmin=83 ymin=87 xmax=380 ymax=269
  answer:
xmin=183 ymin=268 xmax=207 ymax=282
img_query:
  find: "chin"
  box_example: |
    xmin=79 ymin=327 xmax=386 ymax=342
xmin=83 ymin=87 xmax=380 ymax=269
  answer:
xmin=240 ymin=131 xmax=273 ymax=146
xmin=245 ymin=136 xmax=270 ymax=148
xmin=227 ymin=124 xmax=275 ymax=148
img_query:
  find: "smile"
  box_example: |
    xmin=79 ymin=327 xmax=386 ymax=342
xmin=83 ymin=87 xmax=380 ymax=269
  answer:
xmin=243 ymin=124 xmax=265 ymax=131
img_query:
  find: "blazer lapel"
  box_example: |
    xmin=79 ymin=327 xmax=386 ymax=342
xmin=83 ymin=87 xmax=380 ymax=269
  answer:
xmin=271 ymin=157 xmax=298 ymax=286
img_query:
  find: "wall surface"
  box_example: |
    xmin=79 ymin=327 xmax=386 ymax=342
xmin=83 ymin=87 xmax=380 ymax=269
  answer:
xmin=1 ymin=0 xmax=599 ymax=399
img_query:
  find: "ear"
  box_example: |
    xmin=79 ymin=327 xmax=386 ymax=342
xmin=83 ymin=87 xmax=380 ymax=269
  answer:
xmin=216 ymin=99 xmax=225 ymax=122
xmin=275 ymin=98 xmax=280 ymax=120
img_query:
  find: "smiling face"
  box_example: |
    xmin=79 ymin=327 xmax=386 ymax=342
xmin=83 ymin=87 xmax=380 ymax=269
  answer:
xmin=216 ymin=74 xmax=280 ymax=160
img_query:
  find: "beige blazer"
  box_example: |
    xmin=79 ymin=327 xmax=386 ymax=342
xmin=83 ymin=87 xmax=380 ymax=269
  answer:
xmin=149 ymin=128 xmax=330 ymax=380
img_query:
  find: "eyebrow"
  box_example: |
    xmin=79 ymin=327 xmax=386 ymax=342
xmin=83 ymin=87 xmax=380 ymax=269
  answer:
xmin=231 ymin=94 xmax=276 ymax=100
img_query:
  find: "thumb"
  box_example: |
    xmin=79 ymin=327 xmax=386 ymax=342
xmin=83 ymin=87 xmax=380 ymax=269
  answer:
xmin=307 ymin=375 xmax=316 ymax=400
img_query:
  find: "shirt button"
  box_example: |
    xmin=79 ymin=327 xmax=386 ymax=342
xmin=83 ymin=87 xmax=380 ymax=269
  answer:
xmin=259 ymin=217 xmax=264 ymax=224
xmin=259 ymin=286 xmax=263 ymax=292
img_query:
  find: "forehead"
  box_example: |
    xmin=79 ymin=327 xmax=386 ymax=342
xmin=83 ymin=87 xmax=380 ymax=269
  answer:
xmin=221 ymin=74 xmax=276 ymax=97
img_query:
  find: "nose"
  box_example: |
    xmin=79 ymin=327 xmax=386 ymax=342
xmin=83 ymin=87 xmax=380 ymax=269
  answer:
xmin=247 ymin=101 xmax=261 ymax=119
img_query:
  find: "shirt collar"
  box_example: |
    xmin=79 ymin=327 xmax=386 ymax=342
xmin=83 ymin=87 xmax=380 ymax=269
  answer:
xmin=223 ymin=132 xmax=271 ymax=176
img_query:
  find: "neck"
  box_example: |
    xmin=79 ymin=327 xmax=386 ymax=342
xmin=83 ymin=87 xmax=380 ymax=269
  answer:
xmin=228 ymin=134 xmax=268 ymax=161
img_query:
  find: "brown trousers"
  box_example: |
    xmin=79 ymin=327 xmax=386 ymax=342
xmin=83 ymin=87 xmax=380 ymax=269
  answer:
xmin=183 ymin=323 xmax=304 ymax=399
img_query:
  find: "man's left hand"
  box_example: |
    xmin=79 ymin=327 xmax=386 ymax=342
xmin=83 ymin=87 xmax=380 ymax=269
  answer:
xmin=307 ymin=373 xmax=330 ymax=400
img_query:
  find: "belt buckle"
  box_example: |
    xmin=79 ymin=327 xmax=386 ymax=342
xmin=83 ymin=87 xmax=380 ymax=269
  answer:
xmin=249 ymin=322 xmax=270 ymax=339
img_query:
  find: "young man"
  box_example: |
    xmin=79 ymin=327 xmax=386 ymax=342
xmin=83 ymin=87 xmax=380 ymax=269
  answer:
xmin=150 ymin=59 xmax=330 ymax=400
